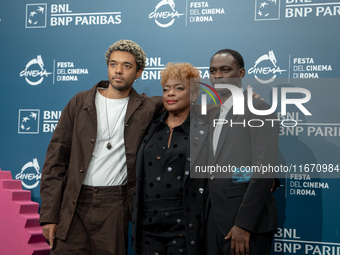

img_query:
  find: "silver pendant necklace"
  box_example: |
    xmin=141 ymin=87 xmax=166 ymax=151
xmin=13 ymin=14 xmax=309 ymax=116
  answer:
xmin=104 ymin=89 xmax=128 ymax=150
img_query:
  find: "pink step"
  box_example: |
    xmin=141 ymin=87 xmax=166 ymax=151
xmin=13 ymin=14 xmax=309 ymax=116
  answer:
xmin=17 ymin=201 xmax=40 ymax=214
xmin=0 ymin=170 xmax=12 ymax=179
xmin=11 ymin=190 xmax=32 ymax=201
xmin=22 ymin=213 xmax=40 ymax=227
xmin=2 ymin=179 xmax=23 ymax=189
xmin=26 ymin=226 xmax=43 ymax=234
xmin=27 ymin=226 xmax=44 ymax=233
xmin=28 ymin=231 xmax=46 ymax=244
xmin=0 ymin=168 xmax=50 ymax=254
xmin=30 ymin=243 xmax=51 ymax=255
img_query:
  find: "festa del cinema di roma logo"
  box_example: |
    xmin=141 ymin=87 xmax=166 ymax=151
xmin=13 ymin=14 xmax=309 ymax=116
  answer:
xmin=15 ymin=158 xmax=41 ymax=189
xmin=149 ymin=0 xmax=184 ymax=27
xmin=248 ymin=50 xmax=287 ymax=84
xmin=20 ymin=55 xmax=52 ymax=86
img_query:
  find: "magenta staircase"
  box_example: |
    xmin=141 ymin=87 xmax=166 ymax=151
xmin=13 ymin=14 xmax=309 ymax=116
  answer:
xmin=0 ymin=168 xmax=50 ymax=255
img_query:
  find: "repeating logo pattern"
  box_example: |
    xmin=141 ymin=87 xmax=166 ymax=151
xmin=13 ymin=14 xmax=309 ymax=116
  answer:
xmin=255 ymin=0 xmax=280 ymax=20
xmin=248 ymin=50 xmax=287 ymax=84
xmin=26 ymin=4 xmax=47 ymax=28
xmin=149 ymin=0 xmax=184 ymax=27
xmin=15 ymin=158 xmax=41 ymax=189
xmin=18 ymin=110 xmax=40 ymax=134
xmin=19 ymin=55 xmax=52 ymax=86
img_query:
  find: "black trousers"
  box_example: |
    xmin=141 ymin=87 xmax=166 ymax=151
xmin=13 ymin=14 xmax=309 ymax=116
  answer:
xmin=138 ymin=198 xmax=187 ymax=255
xmin=206 ymin=206 xmax=273 ymax=255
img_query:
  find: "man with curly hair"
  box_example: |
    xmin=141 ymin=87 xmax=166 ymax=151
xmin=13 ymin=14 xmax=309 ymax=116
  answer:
xmin=39 ymin=40 xmax=164 ymax=255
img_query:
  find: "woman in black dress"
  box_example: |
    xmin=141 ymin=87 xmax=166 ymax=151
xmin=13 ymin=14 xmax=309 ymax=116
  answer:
xmin=132 ymin=63 xmax=208 ymax=255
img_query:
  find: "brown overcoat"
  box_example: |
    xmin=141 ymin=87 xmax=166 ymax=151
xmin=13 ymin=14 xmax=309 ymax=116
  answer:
xmin=39 ymin=80 xmax=163 ymax=240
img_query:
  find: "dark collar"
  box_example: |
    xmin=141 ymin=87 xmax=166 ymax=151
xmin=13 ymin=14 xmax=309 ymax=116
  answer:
xmin=157 ymin=111 xmax=190 ymax=135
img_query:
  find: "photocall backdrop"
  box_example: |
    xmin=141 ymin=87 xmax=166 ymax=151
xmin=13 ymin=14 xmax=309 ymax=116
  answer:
xmin=0 ymin=0 xmax=339 ymax=254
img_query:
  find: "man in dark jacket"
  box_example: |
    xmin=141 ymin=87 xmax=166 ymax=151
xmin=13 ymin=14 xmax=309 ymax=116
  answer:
xmin=39 ymin=40 xmax=163 ymax=255
xmin=206 ymin=49 xmax=279 ymax=255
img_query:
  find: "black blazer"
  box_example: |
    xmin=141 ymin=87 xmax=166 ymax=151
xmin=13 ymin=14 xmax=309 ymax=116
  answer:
xmin=208 ymin=91 xmax=279 ymax=236
xmin=132 ymin=112 xmax=209 ymax=254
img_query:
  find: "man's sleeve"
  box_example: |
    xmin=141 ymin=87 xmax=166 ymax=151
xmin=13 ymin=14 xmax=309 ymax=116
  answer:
xmin=234 ymin=100 xmax=279 ymax=233
xmin=152 ymin=96 xmax=165 ymax=118
xmin=39 ymin=98 xmax=75 ymax=225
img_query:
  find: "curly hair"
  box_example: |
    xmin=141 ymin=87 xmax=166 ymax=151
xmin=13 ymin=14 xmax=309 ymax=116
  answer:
xmin=160 ymin=62 xmax=200 ymax=91
xmin=105 ymin=40 xmax=146 ymax=71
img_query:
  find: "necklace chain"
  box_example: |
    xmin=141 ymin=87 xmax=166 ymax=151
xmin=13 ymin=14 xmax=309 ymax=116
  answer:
xmin=104 ymin=89 xmax=128 ymax=150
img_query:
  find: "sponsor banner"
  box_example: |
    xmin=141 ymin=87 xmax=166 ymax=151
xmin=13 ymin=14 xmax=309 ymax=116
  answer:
xmin=292 ymin=57 xmax=333 ymax=79
xmin=255 ymin=0 xmax=281 ymax=20
xmin=54 ymin=61 xmax=89 ymax=83
xmin=18 ymin=110 xmax=40 ymax=134
xmin=19 ymin=55 xmax=52 ymax=86
xmin=273 ymin=228 xmax=340 ymax=254
xmin=20 ymin=55 xmax=89 ymax=86
xmin=289 ymin=173 xmax=330 ymax=196
xmin=248 ymin=50 xmax=288 ymax=84
xmin=18 ymin=109 xmax=61 ymax=134
xmin=285 ymin=0 xmax=340 ymax=19
xmin=0 ymin=2 xmax=336 ymax=255
xmin=148 ymin=0 xmax=226 ymax=27
xmin=26 ymin=3 xmax=121 ymax=28
xmin=188 ymin=1 xmax=225 ymax=24
xmin=149 ymin=0 xmax=185 ymax=27
xmin=141 ymin=57 xmax=210 ymax=80
xmin=255 ymin=0 xmax=340 ymax=21
xmin=15 ymin=158 xmax=41 ymax=189
xmin=247 ymin=51 xmax=334 ymax=82
xmin=141 ymin=57 xmax=166 ymax=80
xmin=26 ymin=4 xmax=47 ymax=28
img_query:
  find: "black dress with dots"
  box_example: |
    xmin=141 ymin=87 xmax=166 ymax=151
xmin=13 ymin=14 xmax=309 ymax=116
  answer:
xmin=140 ymin=113 xmax=188 ymax=254
xmin=132 ymin=111 xmax=209 ymax=255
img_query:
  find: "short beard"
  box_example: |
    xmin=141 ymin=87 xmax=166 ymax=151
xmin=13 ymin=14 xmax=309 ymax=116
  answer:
xmin=109 ymin=81 xmax=132 ymax=92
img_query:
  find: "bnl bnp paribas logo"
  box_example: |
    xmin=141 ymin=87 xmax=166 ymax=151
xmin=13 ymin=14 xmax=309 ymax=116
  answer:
xmin=18 ymin=110 xmax=40 ymax=134
xmin=255 ymin=0 xmax=281 ymax=21
xmin=18 ymin=109 xmax=60 ymax=134
xmin=248 ymin=50 xmax=287 ymax=84
xmin=149 ymin=0 xmax=184 ymax=27
xmin=15 ymin=158 xmax=41 ymax=189
xmin=19 ymin=55 xmax=52 ymax=86
xmin=26 ymin=4 xmax=47 ymax=28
